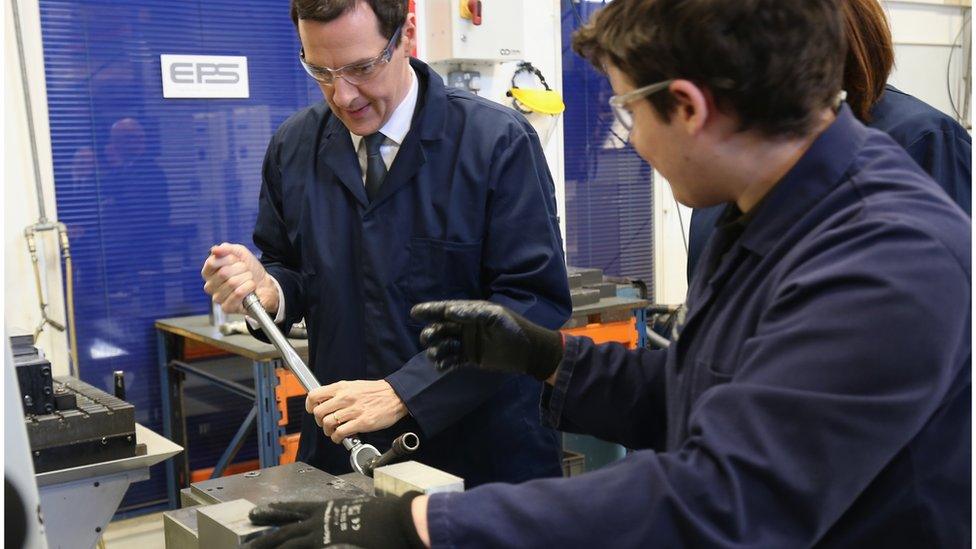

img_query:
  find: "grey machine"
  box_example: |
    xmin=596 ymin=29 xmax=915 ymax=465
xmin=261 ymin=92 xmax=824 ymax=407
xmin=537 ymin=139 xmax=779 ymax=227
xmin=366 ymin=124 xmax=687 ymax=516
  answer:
xmin=7 ymin=334 xmax=182 ymax=549
xmin=159 ymin=295 xmax=439 ymax=548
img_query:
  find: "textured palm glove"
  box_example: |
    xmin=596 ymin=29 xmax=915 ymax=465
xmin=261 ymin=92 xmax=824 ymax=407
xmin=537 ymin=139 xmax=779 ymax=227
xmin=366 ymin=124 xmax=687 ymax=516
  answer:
xmin=245 ymin=492 xmax=425 ymax=549
xmin=410 ymin=300 xmax=564 ymax=382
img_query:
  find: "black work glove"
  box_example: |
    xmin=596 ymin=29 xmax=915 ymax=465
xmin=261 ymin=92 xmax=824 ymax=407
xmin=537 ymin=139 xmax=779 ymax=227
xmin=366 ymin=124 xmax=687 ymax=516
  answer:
xmin=245 ymin=492 xmax=426 ymax=549
xmin=410 ymin=300 xmax=564 ymax=382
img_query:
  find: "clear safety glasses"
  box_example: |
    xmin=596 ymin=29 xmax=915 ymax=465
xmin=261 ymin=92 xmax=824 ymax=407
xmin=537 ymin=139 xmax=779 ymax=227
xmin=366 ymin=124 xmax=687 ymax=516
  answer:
xmin=299 ymin=25 xmax=403 ymax=87
xmin=608 ymin=79 xmax=674 ymax=135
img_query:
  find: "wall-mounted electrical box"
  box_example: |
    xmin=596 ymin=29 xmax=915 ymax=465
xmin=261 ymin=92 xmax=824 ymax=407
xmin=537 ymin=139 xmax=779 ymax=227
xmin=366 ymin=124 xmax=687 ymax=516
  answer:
xmin=423 ymin=0 xmax=525 ymax=63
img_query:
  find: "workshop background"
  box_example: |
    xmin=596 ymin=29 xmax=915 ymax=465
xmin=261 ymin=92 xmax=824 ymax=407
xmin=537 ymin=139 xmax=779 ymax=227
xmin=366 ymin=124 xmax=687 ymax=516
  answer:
xmin=4 ymin=0 xmax=971 ymax=534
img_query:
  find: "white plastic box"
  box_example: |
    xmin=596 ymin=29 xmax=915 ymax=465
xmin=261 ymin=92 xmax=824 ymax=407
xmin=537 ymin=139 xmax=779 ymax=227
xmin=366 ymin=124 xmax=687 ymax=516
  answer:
xmin=423 ymin=0 xmax=526 ymax=63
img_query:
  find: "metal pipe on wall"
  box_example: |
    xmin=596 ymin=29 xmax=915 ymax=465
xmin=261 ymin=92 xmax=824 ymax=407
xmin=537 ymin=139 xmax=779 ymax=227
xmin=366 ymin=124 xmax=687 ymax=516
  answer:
xmin=12 ymin=0 xmax=79 ymax=376
xmin=59 ymin=227 xmax=79 ymax=376
xmin=11 ymin=0 xmax=47 ymax=223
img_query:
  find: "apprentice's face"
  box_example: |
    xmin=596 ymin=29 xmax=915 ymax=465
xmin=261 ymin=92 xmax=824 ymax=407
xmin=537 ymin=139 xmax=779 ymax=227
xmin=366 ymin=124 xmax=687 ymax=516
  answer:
xmin=298 ymin=4 xmax=416 ymax=136
xmin=606 ymin=66 xmax=681 ymax=185
xmin=606 ymin=65 xmax=718 ymax=208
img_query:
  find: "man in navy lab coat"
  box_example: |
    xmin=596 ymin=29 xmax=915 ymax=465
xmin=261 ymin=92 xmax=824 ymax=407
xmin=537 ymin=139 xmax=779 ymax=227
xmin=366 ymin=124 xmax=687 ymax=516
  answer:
xmin=244 ymin=0 xmax=970 ymax=547
xmin=201 ymin=0 xmax=571 ymax=486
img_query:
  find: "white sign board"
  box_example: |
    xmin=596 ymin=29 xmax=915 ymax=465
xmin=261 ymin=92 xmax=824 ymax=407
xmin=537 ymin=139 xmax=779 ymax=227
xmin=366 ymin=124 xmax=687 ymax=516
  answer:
xmin=160 ymin=54 xmax=249 ymax=99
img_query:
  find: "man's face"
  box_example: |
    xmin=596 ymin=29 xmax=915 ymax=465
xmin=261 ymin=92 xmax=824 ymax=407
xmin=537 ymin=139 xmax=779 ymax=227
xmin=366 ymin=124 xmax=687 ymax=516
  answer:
xmin=606 ymin=65 xmax=727 ymax=209
xmin=298 ymin=4 xmax=415 ymax=136
xmin=607 ymin=66 xmax=687 ymax=197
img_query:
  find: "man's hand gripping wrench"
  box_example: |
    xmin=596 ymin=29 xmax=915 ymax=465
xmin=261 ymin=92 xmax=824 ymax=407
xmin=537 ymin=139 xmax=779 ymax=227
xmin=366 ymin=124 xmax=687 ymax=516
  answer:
xmin=242 ymin=293 xmax=419 ymax=476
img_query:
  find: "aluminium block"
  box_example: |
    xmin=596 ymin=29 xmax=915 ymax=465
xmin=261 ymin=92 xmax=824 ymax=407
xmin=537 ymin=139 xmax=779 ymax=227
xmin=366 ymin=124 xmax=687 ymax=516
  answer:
xmin=373 ymin=460 xmax=464 ymax=497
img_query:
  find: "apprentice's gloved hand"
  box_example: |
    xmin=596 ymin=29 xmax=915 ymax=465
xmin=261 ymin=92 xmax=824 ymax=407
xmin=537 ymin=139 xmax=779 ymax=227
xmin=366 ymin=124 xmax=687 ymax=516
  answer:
xmin=201 ymin=242 xmax=278 ymax=315
xmin=246 ymin=492 xmax=426 ymax=549
xmin=410 ymin=300 xmax=564 ymax=382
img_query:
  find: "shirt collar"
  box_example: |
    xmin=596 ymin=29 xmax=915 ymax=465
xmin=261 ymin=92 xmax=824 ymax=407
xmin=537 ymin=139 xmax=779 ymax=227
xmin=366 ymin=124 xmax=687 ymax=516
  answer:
xmin=350 ymin=67 xmax=418 ymax=151
xmin=737 ymin=104 xmax=868 ymax=256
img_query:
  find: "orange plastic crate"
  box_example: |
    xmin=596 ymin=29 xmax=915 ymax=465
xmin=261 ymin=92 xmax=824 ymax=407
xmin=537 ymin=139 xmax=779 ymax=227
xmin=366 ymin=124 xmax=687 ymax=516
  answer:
xmin=276 ymin=369 xmax=307 ymax=464
xmin=279 ymin=433 xmax=301 ymax=464
xmin=190 ymin=459 xmax=260 ymax=483
xmin=181 ymin=339 xmax=231 ymax=361
xmin=561 ymin=317 xmax=639 ymax=348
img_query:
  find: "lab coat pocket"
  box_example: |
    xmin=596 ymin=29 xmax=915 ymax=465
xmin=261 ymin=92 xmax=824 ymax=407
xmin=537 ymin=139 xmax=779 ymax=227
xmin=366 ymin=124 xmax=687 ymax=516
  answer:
xmin=691 ymin=357 xmax=736 ymax=403
xmin=403 ymin=237 xmax=483 ymax=309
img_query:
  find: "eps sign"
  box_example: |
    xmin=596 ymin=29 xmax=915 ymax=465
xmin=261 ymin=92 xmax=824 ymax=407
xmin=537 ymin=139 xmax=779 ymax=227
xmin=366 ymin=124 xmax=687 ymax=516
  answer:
xmin=160 ymin=55 xmax=249 ymax=99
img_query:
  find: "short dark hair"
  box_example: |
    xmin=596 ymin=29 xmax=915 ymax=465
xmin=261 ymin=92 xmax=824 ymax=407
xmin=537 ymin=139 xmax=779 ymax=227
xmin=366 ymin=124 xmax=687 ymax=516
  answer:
xmin=841 ymin=0 xmax=894 ymax=121
xmin=572 ymin=0 xmax=847 ymax=137
xmin=290 ymin=0 xmax=407 ymax=41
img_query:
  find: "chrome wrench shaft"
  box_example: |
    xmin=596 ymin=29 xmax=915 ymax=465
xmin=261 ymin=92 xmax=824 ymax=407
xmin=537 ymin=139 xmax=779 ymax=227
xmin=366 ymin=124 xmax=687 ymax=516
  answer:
xmin=241 ymin=292 xmax=381 ymax=473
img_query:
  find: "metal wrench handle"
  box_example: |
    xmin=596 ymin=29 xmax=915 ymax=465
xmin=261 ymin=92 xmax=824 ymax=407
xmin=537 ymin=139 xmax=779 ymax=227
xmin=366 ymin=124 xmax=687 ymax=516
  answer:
xmin=242 ymin=293 xmax=320 ymax=392
xmin=241 ymin=293 xmax=369 ymax=458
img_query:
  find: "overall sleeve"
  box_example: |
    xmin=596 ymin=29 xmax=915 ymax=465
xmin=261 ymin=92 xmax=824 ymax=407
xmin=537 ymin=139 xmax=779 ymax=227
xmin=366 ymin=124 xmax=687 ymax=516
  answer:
xmin=247 ymin=132 xmax=308 ymax=341
xmin=386 ymin=128 xmax=572 ymax=438
xmin=541 ymin=337 xmax=669 ymax=449
xmin=427 ymin=219 xmax=970 ymax=548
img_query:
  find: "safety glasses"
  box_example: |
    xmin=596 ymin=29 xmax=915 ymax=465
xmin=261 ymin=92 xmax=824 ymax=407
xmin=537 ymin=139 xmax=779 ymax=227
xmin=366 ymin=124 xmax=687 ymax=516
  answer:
xmin=299 ymin=25 xmax=403 ymax=87
xmin=608 ymin=79 xmax=674 ymax=136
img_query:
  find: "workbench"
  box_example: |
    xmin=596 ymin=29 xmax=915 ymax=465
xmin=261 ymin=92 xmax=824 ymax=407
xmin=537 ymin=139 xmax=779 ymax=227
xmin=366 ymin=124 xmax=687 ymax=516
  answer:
xmin=156 ymin=314 xmax=308 ymax=511
xmin=164 ymin=460 xmax=463 ymax=548
xmin=156 ymin=293 xmax=650 ymax=510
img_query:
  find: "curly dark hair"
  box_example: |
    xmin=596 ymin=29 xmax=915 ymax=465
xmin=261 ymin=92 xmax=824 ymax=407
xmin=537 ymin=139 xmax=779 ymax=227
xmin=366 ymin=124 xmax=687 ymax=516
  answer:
xmin=572 ymin=0 xmax=847 ymax=137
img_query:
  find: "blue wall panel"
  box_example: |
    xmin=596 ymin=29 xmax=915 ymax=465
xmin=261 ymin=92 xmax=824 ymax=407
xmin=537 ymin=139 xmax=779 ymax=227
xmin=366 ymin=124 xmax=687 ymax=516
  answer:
xmin=39 ymin=0 xmax=317 ymax=511
xmin=561 ymin=1 xmax=655 ymax=288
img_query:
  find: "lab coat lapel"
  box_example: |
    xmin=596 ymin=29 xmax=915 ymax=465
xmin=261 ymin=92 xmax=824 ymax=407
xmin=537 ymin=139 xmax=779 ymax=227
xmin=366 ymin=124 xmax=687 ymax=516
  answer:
xmin=367 ymin=60 xmax=441 ymax=210
xmin=319 ymin=114 xmax=369 ymax=208
xmin=672 ymin=235 xmax=747 ymax=369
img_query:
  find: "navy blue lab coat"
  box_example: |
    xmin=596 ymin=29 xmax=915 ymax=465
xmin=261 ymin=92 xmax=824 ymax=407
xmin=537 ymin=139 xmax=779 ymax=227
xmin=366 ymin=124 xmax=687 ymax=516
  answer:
xmin=250 ymin=59 xmax=571 ymax=486
xmin=688 ymin=85 xmax=972 ymax=279
xmin=426 ymin=106 xmax=971 ymax=547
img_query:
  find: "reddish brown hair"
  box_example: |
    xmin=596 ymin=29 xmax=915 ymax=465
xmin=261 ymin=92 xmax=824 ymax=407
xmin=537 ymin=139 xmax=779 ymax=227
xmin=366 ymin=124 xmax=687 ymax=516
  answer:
xmin=841 ymin=0 xmax=895 ymax=121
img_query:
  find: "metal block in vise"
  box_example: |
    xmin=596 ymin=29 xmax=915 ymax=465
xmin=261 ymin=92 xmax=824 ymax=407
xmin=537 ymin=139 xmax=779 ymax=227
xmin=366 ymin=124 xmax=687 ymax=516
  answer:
xmin=163 ymin=506 xmax=199 ymax=549
xmin=568 ymin=266 xmax=603 ymax=286
xmin=585 ymin=281 xmax=617 ymax=298
xmin=570 ymin=288 xmax=601 ymax=307
xmin=373 ymin=460 xmax=464 ymax=497
xmin=196 ymin=499 xmax=271 ymax=548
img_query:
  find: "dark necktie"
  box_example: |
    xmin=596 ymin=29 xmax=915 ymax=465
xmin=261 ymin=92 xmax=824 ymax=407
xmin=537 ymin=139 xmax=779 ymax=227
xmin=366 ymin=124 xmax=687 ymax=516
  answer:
xmin=364 ymin=132 xmax=387 ymax=202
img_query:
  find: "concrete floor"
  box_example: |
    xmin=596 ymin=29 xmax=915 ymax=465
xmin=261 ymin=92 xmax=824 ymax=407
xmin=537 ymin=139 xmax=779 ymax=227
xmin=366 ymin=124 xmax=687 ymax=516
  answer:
xmin=101 ymin=512 xmax=166 ymax=548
